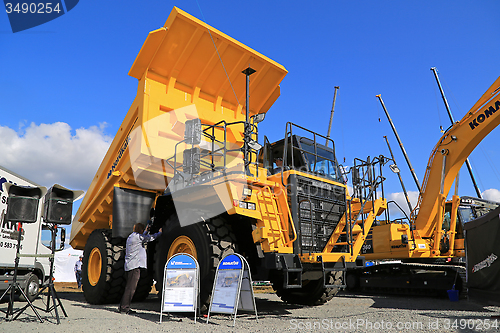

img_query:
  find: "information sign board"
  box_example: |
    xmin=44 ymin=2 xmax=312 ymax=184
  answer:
xmin=160 ymin=253 xmax=199 ymax=323
xmin=206 ymin=253 xmax=257 ymax=326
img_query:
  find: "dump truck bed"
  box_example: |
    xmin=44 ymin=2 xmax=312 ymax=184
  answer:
xmin=70 ymin=7 xmax=287 ymax=249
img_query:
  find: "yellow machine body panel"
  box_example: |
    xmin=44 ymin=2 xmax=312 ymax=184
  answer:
xmin=70 ymin=7 xmax=287 ymax=249
xmin=369 ymin=224 xmax=412 ymax=257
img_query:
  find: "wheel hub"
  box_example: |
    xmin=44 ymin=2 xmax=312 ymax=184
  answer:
xmin=27 ymin=278 xmax=38 ymax=296
xmin=168 ymin=235 xmax=197 ymax=260
xmin=88 ymin=247 xmax=102 ymax=286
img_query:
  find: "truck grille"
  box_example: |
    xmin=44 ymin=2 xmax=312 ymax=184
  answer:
xmin=294 ymin=175 xmax=346 ymax=253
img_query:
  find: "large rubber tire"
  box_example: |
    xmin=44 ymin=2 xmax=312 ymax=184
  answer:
xmin=19 ymin=273 xmax=39 ymax=302
xmin=271 ymin=271 xmax=342 ymax=306
xmin=82 ymin=229 xmax=127 ymax=304
xmin=345 ymin=270 xmax=360 ymax=291
xmin=154 ymin=216 xmax=237 ymax=311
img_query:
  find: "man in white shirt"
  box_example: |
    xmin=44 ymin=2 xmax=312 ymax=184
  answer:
xmin=74 ymin=255 xmax=83 ymax=289
xmin=119 ymin=223 xmax=162 ymax=314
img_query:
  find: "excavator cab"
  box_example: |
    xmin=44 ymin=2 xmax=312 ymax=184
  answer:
xmin=442 ymin=202 xmax=453 ymax=231
xmin=439 ymin=196 xmax=499 ymax=256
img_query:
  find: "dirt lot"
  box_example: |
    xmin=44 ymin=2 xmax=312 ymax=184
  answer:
xmin=53 ymin=282 xmax=84 ymax=292
xmin=52 ymin=282 xmax=274 ymax=294
xmin=0 ymin=284 xmax=499 ymax=332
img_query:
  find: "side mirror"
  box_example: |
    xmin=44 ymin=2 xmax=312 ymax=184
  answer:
xmin=184 ymin=118 xmax=202 ymax=145
xmin=59 ymin=228 xmax=66 ymax=251
xmin=183 ymin=147 xmax=200 ymax=174
xmin=352 ymin=168 xmax=360 ymax=185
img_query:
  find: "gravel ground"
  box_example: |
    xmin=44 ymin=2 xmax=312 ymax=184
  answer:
xmin=0 ymin=289 xmax=499 ymax=333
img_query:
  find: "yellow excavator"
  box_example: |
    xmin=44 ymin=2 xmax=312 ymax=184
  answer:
xmin=347 ymin=75 xmax=500 ymax=295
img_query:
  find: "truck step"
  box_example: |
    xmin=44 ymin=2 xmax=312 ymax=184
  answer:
xmin=280 ymin=255 xmax=303 ymax=289
xmin=320 ymin=255 xmax=347 ymax=289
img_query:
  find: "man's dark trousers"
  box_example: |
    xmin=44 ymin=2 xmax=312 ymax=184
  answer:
xmin=119 ymin=268 xmax=141 ymax=313
xmin=75 ymin=270 xmax=82 ymax=288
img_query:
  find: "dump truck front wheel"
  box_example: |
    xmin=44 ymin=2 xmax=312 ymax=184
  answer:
xmin=154 ymin=215 xmax=237 ymax=311
xmin=82 ymin=229 xmax=127 ymax=304
xmin=271 ymin=271 xmax=342 ymax=305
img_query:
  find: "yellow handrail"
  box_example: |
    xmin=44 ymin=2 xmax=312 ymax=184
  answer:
xmin=263 ymin=185 xmax=297 ymax=247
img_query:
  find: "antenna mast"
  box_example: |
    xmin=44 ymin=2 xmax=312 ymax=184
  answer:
xmin=430 ymin=67 xmax=482 ymax=198
xmin=325 ymin=86 xmax=339 ymax=147
xmin=377 ymin=94 xmax=422 ymax=194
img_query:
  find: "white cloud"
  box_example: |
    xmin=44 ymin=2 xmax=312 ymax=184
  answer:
xmin=387 ymin=190 xmax=420 ymax=219
xmin=385 ymin=189 xmax=500 ymax=221
xmin=481 ymin=189 xmax=500 ymax=203
xmin=0 ymin=122 xmax=112 ymax=192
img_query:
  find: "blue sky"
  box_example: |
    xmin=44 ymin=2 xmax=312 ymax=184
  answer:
xmin=1 ymin=1 xmax=500 ymax=238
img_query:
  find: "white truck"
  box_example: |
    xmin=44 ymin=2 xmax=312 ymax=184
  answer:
xmin=0 ymin=165 xmax=60 ymax=301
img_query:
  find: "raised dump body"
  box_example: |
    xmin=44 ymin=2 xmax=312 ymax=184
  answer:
xmin=70 ymin=7 xmax=287 ymax=249
xmin=70 ymin=7 xmax=387 ymax=307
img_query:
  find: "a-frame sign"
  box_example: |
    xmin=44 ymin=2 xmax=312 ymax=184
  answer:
xmin=160 ymin=253 xmax=199 ymax=323
xmin=206 ymin=253 xmax=257 ymax=326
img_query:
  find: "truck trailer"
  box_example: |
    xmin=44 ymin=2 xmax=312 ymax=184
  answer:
xmin=0 ymin=166 xmax=53 ymax=301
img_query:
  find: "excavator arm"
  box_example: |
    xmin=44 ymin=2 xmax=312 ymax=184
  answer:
xmin=414 ymin=75 xmax=500 ymax=238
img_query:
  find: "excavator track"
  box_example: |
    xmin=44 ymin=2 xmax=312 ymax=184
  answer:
xmin=347 ymin=262 xmax=467 ymax=298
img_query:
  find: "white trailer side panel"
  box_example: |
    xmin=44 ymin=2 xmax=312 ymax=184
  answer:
xmin=0 ymin=166 xmax=48 ymax=271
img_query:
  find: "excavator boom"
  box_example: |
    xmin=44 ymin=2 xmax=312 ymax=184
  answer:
xmin=415 ymin=76 xmax=500 ymax=238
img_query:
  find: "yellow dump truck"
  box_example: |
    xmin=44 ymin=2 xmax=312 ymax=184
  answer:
xmin=70 ymin=7 xmax=387 ymax=307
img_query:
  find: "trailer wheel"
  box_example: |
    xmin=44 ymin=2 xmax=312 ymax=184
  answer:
xmin=19 ymin=273 xmax=39 ymax=302
xmin=154 ymin=216 xmax=237 ymax=311
xmin=271 ymin=271 xmax=342 ymax=305
xmin=82 ymin=229 xmax=127 ymax=304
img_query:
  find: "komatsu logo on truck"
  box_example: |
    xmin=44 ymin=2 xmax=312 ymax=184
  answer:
xmin=107 ymin=137 xmax=130 ymax=179
xmin=0 ymin=176 xmax=17 ymax=195
xmin=469 ymin=98 xmax=500 ymax=130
